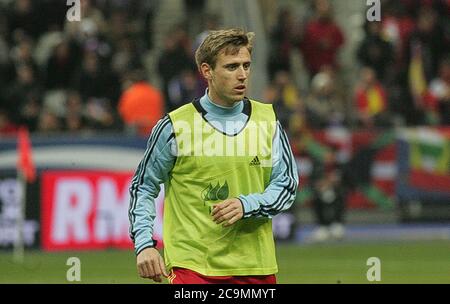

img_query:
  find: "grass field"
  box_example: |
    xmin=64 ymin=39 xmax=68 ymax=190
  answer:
xmin=1 ymin=240 xmax=449 ymax=284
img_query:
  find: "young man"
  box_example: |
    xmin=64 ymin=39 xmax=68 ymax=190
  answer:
xmin=128 ymin=28 xmax=298 ymax=284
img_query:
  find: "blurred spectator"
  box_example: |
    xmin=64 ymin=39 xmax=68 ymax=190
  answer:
xmin=341 ymin=132 xmax=397 ymax=211
xmin=42 ymin=90 xmax=68 ymax=118
xmin=2 ymin=34 xmax=39 ymax=91
xmin=8 ymin=35 xmax=39 ymax=76
xmin=0 ymin=108 xmax=19 ymax=135
xmin=37 ymin=109 xmax=62 ymax=133
xmin=106 ymin=9 xmax=132 ymax=45
xmin=102 ymin=0 xmax=160 ymax=51
xmin=357 ymin=21 xmax=395 ymax=84
xmin=73 ymin=50 xmax=120 ymax=105
xmin=65 ymin=0 xmax=108 ymax=43
xmin=44 ymin=40 xmax=80 ymax=90
xmin=428 ymin=57 xmax=450 ymax=125
xmin=399 ymin=0 xmax=450 ymax=21
xmin=192 ymin=13 xmax=220 ymax=95
xmin=305 ymin=67 xmax=346 ymax=129
xmin=5 ymin=0 xmax=42 ymax=44
xmin=158 ymin=26 xmax=196 ymax=112
xmin=84 ymin=97 xmax=119 ymax=130
xmin=118 ymin=69 xmax=164 ymax=136
xmin=40 ymin=0 xmax=67 ymax=33
xmin=0 ymin=8 xmax=8 ymax=63
xmin=3 ymin=63 xmax=42 ymax=126
xmin=64 ymin=0 xmax=114 ymax=69
xmin=183 ymin=0 xmax=206 ymax=38
xmin=264 ymin=71 xmax=302 ymax=132
xmin=141 ymin=0 xmax=160 ymax=51
xmin=267 ymin=7 xmax=298 ymax=81
xmin=193 ymin=13 xmax=220 ymax=53
xmin=405 ymin=7 xmax=449 ymax=125
xmin=167 ymin=69 xmax=201 ymax=109
xmin=191 ymin=13 xmax=219 ymax=96
xmin=354 ymin=67 xmax=391 ymax=128
xmin=65 ymin=111 xmax=88 ymax=133
xmin=300 ymin=0 xmax=345 ymax=78
xmin=406 ymin=7 xmax=448 ymax=87
xmin=309 ymin=145 xmax=346 ymax=242
xmin=380 ymin=1 xmax=415 ymax=72
xmin=19 ymin=91 xmax=41 ymax=132
xmin=33 ymin=30 xmax=65 ymax=69
xmin=64 ymin=91 xmax=89 ymax=133
xmin=111 ymin=35 xmax=143 ymax=76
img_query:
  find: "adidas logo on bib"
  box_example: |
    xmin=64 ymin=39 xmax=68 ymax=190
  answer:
xmin=249 ymin=156 xmax=261 ymax=166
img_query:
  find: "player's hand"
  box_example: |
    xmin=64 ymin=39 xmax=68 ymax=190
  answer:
xmin=211 ymin=198 xmax=243 ymax=227
xmin=136 ymin=247 xmax=169 ymax=283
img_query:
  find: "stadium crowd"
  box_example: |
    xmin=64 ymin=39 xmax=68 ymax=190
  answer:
xmin=0 ymin=0 xmax=449 ymax=137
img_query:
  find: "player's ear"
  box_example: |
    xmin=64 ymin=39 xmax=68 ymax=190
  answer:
xmin=200 ymin=63 xmax=212 ymax=81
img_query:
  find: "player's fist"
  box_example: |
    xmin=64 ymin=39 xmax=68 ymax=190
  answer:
xmin=211 ymin=198 xmax=244 ymax=227
xmin=136 ymin=247 xmax=168 ymax=282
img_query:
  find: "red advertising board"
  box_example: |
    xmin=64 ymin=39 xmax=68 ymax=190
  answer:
xmin=41 ymin=170 xmax=164 ymax=251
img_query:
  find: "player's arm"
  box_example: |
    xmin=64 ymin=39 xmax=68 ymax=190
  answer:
xmin=238 ymin=121 xmax=299 ymax=218
xmin=128 ymin=115 xmax=175 ymax=282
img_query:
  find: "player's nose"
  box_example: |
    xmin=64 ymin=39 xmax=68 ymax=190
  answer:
xmin=236 ymin=66 xmax=247 ymax=80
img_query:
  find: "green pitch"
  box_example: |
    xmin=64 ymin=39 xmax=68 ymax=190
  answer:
xmin=0 ymin=240 xmax=449 ymax=284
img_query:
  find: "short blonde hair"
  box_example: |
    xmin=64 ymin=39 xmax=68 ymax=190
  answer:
xmin=195 ymin=28 xmax=255 ymax=71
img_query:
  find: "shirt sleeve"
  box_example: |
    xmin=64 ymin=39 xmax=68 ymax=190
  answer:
xmin=238 ymin=121 xmax=299 ymax=218
xmin=128 ymin=115 xmax=176 ymax=255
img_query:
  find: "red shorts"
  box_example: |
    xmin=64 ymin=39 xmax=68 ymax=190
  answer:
xmin=168 ymin=267 xmax=276 ymax=284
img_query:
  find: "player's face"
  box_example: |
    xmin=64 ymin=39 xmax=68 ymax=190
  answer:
xmin=202 ymin=47 xmax=251 ymax=107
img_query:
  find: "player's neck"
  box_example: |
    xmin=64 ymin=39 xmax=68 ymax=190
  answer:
xmin=203 ymin=90 xmax=242 ymax=116
xmin=207 ymin=89 xmax=239 ymax=108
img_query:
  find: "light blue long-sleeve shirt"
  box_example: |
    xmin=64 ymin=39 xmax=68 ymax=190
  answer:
xmin=129 ymin=92 xmax=299 ymax=255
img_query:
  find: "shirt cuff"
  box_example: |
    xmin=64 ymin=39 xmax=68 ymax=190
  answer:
xmin=238 ymin=195 xmax=260 ymax=218
xmin=135 ymin=239 xmax=158 ymax=255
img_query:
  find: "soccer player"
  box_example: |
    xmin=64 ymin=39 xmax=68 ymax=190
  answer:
xmin=128 ymin=28 xmax=298 ymax=284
